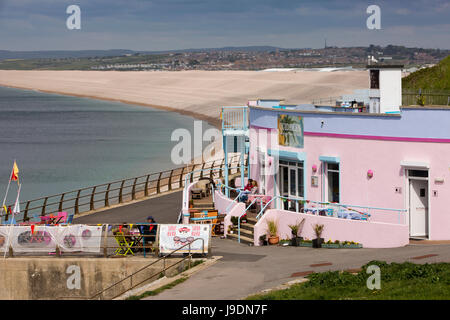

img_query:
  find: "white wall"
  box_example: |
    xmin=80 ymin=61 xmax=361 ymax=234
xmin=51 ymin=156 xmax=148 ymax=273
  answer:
xmin=380 ymin=69 xmax=402 ymax=113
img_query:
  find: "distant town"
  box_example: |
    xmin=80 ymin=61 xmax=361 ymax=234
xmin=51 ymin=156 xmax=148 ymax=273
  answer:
xmin=0 ymin=45 xmax=449 ymax=71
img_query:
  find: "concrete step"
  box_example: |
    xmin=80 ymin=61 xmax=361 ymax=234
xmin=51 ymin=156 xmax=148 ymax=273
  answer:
xmin=193 ymin=204 xmax=215 ymax=209
xmin=245 ymin=217 xmax=258 ymax=225
xmin=227 ymin=233 xmax=254 ymax=245
xmin=236 ymin=227 xmax=254 ymax=238
xmin=240 ymin=223 xmax=255 ymax=232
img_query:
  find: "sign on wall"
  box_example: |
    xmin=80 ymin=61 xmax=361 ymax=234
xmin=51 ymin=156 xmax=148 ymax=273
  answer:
xmin=278 ymin=114 xmax=304 ymax=148
xmin=159 ymin=224 xmax=210 ymax=254
xmin=0 ymin=225 xmax=102 ymax=253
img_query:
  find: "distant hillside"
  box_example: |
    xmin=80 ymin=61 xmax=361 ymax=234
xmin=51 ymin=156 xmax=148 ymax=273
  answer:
xmin=0 ymin=49 xmax=135 ymax=60
xmin=0 ymin=46 xmax=285 ymax=61
xmin=402 ymin=55 xmax=450 ymax=90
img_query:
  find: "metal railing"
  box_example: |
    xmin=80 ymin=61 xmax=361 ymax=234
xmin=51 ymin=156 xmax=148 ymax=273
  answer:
xmin=90 ymin=238 xmax=205 ymax=300
xmin=237 ymin=197 xmax=262 ymax=243
xmin=221 ymin=106 xmax=248 ymax=130
xmin=2 ymin=155 xmax=244 ymax=224
xmin=182 ymin=156 xmax=247 ymax=209
xmin=311 ymin=96 xmax=342 ymax=106
xmin=2 ymin=223 xmax=160 ymax=258
xmin=257 ymin=195 xmax=407 ymax=224
xmin=402 ymin=89 xmax=450 ymax=106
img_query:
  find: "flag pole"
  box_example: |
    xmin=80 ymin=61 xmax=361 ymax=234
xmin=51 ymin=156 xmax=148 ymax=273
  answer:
xmin=3 ymin=183 xmax=21 ymax=259
xmin=0 ymin=164 xmax=14 ymax=219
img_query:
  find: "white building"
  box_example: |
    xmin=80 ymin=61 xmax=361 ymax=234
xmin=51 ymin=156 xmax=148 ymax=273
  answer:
xmin=367 ymin=64 xmax=403 ymax=114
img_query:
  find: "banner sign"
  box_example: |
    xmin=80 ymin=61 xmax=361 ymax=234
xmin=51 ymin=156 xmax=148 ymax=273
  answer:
xmin=0 ymin=225 xmax=102 ymax=253
xmin=159 ymin=224 xmax=210 ymax=254
xmin=278 ymin=114 xmax=304 ymax=148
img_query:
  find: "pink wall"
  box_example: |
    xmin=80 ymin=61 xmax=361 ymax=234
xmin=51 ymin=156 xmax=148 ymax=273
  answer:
xmin=249 ymin=126 xmax=450 ymax=240
xmin=214 ymin=190 xmax=246 ymax=235
xmin=254 ymin=209 xmax=410 ymax=248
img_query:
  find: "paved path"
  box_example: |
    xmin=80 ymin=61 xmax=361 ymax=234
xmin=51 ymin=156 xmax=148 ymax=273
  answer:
xmin=74 ymin=191 xmax=182 ymax=225
xmin=145 ymin=238 xmax=450 ymax=300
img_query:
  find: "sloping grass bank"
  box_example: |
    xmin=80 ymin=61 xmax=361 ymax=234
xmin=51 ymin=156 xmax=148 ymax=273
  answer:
xmin=247 ymin=261 xmax=450 ymax=300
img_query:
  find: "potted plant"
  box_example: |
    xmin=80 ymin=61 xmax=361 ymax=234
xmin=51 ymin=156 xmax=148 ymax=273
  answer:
xmin=322 ymin=239 xmax=340 ymax=249
xmin=230 ymin=216 xmax=239 ymax=226
xmin=288 ymin=218 xmax=305 ymax=246
xmin=266 ymin=219 xmax=279 ymax=245
xmin=312 ymin=223 xmax=324 ymax=248
xmin=342 ymin=240 xmax=363 ymax=248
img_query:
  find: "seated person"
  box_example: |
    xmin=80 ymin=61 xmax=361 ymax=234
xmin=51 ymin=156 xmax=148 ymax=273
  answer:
xmin=142 ymin=216 xmax=157 ymax=244
xmin=250 ymin=180 xmax=258 ymax=194
xmin=246 ymin=180 xmax=259 ymax=207
xmin=239 ymin=179 xmax=253 ymax=202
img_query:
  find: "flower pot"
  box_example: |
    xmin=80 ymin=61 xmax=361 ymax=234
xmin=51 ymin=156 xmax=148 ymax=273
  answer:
xmin=291 ymin=237 xmax=302 ymax=247
xmin=342 ymin=243 xmax=363 ymax=249
xmin=312 ymin=238 xmax=324 ymax=248
xmin=299 ymin=241 xmax=313 ymax=247
xmin=268 ymin=236 xmax=279 ymax=245
xmin=322 ymin=243 xmax=340 ymax=249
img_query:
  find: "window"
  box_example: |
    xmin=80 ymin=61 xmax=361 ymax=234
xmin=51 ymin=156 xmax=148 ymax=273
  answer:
xmin=258 ymin=151 xmax=266 ymax=194
xmin=326 ymin=163 xmax=340 ymax=203
xmin=408 ymin=170 xmax=428 ymax=178
xmin=370 ymin=70 xmax=380 ymax=89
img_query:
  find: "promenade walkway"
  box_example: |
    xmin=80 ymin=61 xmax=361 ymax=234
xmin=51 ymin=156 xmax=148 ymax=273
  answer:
xmin=144 ymin=237 xmax=450 ymax=300
xmin=74 ymin=190 xmax=182 ymax=224
xmin=70 ymin=189 xmax=450 ymax=300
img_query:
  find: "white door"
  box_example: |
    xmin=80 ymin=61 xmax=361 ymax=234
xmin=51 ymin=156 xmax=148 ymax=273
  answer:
xmin=409 ymin=179 xmax=428 ymax=237
xmin=279 ymin=161 xmax=303 ymax=212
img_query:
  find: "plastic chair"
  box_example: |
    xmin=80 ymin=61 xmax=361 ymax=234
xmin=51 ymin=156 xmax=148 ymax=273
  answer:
xmin=114 ymin=232 xmax=135 ymax=256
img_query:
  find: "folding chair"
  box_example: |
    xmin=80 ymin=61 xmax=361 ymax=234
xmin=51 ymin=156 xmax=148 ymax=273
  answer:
xmin=114 ymin=232 xmax=135 ymax=256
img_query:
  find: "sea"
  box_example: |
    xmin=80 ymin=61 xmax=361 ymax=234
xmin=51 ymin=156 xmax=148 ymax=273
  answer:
xmin=0 ymin=86 xmax=215 ymax=204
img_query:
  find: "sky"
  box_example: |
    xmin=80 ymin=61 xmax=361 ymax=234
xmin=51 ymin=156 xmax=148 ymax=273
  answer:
xmin=0 ymin=0 xmax=449 ymax=51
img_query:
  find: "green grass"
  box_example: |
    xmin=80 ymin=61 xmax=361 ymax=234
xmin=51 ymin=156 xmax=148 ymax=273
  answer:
xmin=183 ymin=259 xmax=204 ymax=272
xmin=403 ymin=55 xmax=450 ymax=90
xmin=126 ymin=276 xmax=189 ymax=300
xmin=246 ymin=261 xmax=450 ymax=300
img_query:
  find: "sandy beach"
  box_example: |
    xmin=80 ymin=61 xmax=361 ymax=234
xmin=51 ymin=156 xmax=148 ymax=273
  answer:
xmin=0 ymin=70 xmax=368 ymax=128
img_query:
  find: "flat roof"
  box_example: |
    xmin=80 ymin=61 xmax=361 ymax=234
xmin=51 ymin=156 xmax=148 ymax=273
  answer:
xmin=249 ymin=105 xmax=400 ymax=117
xmin=366 ymin=64 xmax=404 ymax=69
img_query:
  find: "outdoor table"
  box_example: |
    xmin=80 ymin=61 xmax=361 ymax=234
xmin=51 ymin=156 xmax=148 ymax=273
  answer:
xmin=129 ymin=228 xmax=144 ymax=252
xmin=304 ymin=207 xmax=327 ymax=215
xmin=338 ymin=210 xmax=368 ymax=220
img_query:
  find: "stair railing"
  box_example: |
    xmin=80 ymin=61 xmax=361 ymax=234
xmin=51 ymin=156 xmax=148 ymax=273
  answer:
xmin=238 ymin=197 xmax=262 ymax=244
xmin=90 ymin=238 xmax=205 ymax=300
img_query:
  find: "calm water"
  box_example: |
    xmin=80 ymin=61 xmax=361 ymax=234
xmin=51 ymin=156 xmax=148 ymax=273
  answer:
xmin=0 ymin=86 xmax=214 ymax=203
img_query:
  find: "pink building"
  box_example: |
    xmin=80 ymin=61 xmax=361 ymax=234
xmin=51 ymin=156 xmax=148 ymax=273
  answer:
xmin=247 ymin=104 xmax=450 ymax=247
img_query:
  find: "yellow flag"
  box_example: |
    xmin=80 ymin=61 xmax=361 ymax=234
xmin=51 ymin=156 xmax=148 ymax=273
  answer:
xmin=10 ymin=161 xmax=19 ymax=184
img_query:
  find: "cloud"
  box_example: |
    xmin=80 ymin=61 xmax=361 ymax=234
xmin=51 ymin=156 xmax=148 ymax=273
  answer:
xmin=0 ymin=0 xmax=449 ymax=50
